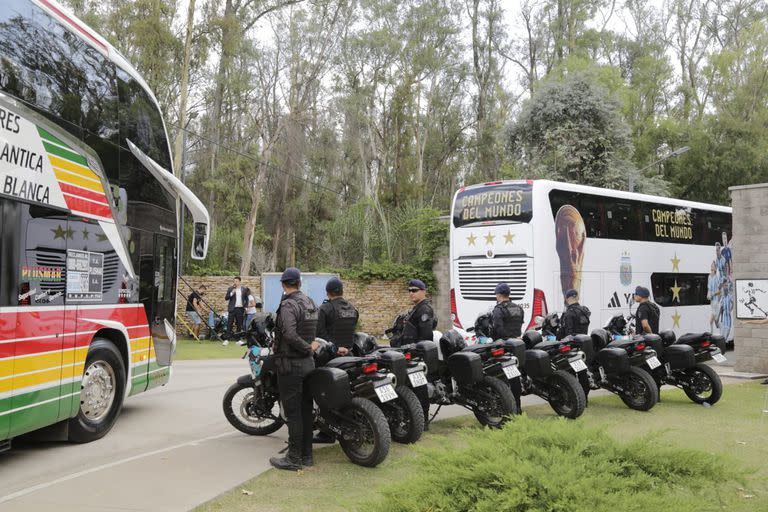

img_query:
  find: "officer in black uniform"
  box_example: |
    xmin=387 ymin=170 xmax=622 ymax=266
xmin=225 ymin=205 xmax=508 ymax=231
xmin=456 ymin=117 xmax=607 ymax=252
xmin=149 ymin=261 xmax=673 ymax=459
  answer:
xmin=633 ymin=285 xmax=660 ymax=334
xmin=269 ymin=267 xmax=319 ymax=471
xmin=490 ymin=283 xmax=524 ymax=339
xmin=397 ymin=279 xmax=436 ymax=347
xmin=316 ymin=277 xmax=359 ymax=348
xmin=558 ymin=289 xmax=591 ymax=338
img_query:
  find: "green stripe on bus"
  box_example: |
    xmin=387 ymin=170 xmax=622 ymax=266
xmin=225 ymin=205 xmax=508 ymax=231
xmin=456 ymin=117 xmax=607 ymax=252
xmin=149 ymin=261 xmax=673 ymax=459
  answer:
xmin=7 ymin=400 xmax=62 ymax=439
xmin=42 ymin=141 xmax=89 ymax=166
xmin=0 ymin=381 xmax=81 ymax=417
xmin=37 ymin=126 xmax=71 ymax=149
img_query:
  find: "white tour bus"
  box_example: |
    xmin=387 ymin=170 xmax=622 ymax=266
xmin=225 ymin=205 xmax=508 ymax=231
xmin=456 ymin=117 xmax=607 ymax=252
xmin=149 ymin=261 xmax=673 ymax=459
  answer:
xmin=449 ymin=180 xmax=734 ymax=341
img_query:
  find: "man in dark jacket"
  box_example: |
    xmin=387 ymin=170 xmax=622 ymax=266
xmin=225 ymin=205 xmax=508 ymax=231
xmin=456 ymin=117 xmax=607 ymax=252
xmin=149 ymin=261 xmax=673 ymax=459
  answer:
xmin=224 ymin=276 xmax=250 ymax=341
xmin=491 ymin=283 xmax=524 ymax=339
xmin=558 ymin=289 xmax=591 ymax=338
xmin=316 ymin=277 xmax=359 ymax=348
xmin=634 ymin=286 xmax=660 ymax=334
xmin=269 ymin=268 xmax=319 ymax=471
xmin=396 ymin=279 xmax=436 ymax=347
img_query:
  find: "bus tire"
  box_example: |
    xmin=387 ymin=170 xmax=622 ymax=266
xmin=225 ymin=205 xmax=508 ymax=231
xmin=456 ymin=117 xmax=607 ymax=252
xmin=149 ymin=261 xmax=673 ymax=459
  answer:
xmin=68 ymin=339 xmax=127 ymax=443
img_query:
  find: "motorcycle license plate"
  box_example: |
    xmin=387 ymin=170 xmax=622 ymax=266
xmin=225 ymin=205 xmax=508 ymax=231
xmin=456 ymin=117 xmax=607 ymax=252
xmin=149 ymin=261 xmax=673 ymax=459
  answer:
xmin=647 ymin=356 xmax=661 ymax=370
xmin=712 ymin=353 xmax=727 ymax=363
xmin=374 ymin=383 xmax=398 ymax=403
xmin=408 ymin=371 xmax=428 ymax=387
xmin=569 ymin=359 xmax=588 ymax=372
xmin=502 ymin=364 xmax=521 ymax=379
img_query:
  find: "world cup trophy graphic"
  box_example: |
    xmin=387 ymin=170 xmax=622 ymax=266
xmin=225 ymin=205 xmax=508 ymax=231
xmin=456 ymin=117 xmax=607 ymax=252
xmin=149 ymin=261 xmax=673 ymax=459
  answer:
xmin=555 ymin=205 xmax=586 ymax=303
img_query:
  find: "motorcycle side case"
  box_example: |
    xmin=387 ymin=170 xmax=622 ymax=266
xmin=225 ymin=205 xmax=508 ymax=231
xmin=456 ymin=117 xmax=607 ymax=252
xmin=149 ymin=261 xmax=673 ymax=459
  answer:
xmin=377 ymin=350 xmax=408 ymax=386
xmin=709 ymin=334 xmax=727 ymax=354
xmin=447 ymin=351 xmax=484 ymax=386
xmin=522 ymin=330 xmax=543 ymax=350
xmin=523 ymin=349 xmax=553 ymax=378
xmin=413 ymin=340 xmax=440 ymax=376
xmin=502 ymin=338 xmax=526 ymax=365
xmin=569 ymin=335 xmax=595 ymax=364
xmin=642 ymin=334 xmax=664 ymax=356
xmin=664 ymin=344 xmax=695 ymax=370
xmin=597 ymin=347 xmax=631 ymax=374
xmin=307 ymin=367 xmax=352 ymax=410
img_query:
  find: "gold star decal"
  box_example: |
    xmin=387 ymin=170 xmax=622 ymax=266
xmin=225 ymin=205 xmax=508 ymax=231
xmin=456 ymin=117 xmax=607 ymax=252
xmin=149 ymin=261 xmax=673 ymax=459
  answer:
xmin=51 ymin=225 xmax=66 ymax=239
xmin=484 ymin=232 xmax=495 ymax=245
xmin=670 ymin=280 xmax=682 ymax=303
xmin=503 ymin=231 xmax=515 ymax=244
xmin=671 ymin=310 xmax=681 ymax=328
xmin=65 ymin=227 xmax=75 ymax=240
xmin=467 ymin=233 xmax=477 ymax=246
xmin=97 ymin=233 xmax=108 ymax=242
xmin=82 ymin=228 xmax=90 ymax=240
xmin=671 ymin=253 xmax=680 ymax=272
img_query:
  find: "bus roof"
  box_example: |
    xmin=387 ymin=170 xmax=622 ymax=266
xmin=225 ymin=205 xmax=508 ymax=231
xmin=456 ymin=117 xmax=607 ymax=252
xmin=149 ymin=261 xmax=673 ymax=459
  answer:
xmin=457 ymin=179 xmax=732 ymax=214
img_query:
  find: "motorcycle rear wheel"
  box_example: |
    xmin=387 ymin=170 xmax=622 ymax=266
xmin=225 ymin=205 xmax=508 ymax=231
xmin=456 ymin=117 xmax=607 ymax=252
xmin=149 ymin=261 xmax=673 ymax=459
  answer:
xmin=380 ymin=386 xmax=425 ymax=444
xmin=472 ymin=376 xmax=518 ymax=428
xmin=222 ymin=382 xmax=284 ymax=436
xmin=338 ymin=397 xmax=391 ymax=467
xmin=618 ymin=367 xmax=659 ymax=411
xmin=546 ymin=370 xmax=587 ymax=419
xmin=682 ymin=363 xmax=723 ymax=405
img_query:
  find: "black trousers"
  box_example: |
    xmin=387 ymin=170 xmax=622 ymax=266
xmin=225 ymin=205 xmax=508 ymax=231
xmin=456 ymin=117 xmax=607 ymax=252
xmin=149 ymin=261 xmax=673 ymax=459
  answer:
xmin=228 ymin=307 xmax=244 ymax=337
xmin=277 ymin=357 xmax=315 ymax=459
xmin=510 ymin=377 xmax=522 ymax=411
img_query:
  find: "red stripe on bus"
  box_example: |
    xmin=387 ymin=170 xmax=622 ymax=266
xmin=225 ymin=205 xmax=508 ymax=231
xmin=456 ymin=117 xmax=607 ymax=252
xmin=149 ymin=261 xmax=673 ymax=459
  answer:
xmin=59 ymin=183 xmax=110 ymax=204
xmin=38 ymin=0 xmax=109 ymax=53
xmin=0 ymin=306 xmax=147 ymax=341
xmin=9 ymin=334 xmax=93 ymax=358
xmin=63 ymin=195 xmax=113 ymax=218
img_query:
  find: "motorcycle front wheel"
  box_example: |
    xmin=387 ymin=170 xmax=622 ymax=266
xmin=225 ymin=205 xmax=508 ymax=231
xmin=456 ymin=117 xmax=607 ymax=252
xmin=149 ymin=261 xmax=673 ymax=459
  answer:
xmin=617 ymin=367 xmax=659 ymax=411
xmin=472 ymin=376 xmax=518 ymax=428
xmin=546 ymin=370 xmax=587 ymax=419
xmin=337 ymin=397 xmax=391 ymax=467
xmin=222 ymin=381 xmax=284 ymax=436
xmin=682 ymin=363 xmax=723 ymax=405
xmin=379 ymin=386 xmax=425 ymax=444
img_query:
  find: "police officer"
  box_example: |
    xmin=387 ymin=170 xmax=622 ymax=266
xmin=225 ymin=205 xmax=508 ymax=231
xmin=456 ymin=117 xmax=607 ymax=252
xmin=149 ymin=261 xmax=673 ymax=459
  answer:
xmin=397 ymin=279 xmax=436 ymax=347
xmin=633 ymin=286 xmax=660 ymax=334
xmin=269 ymin=267 xmax=319 ymax=471
xmin=490 ymin=283 xmax=524 ymax=339
xmin=558 ymin=289 xmax=591 ymax=338
xmin=316 ymin=277 xmax=359 ymax=348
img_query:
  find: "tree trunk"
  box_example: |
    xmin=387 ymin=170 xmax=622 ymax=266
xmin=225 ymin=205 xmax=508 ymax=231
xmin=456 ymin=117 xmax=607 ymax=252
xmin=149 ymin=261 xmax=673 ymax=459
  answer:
xmin=172 ymin=0 xmax=196 ymax=177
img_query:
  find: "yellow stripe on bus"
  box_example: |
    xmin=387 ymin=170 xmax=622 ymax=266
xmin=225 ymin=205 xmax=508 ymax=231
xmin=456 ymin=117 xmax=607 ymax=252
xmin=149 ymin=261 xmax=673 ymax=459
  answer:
xmin=54 ymin=169 xmax=105 ymax=193
xmin=0 ymin=367 xmax=64 ymax=394
xmin=48 ymin=155 xmax=100 ymax=181
xmin=130 ymin=337 xmax=151 ymax=352
xmin=1 ymin=349 xmax=88 ymax=376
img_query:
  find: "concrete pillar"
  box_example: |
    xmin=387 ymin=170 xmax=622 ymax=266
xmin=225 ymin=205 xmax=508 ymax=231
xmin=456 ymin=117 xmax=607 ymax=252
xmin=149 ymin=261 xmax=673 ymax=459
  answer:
xmin=729 ymin=183 xmax=768 ymax=373
xmin=432 ymin=247 xmax=451 ymax=333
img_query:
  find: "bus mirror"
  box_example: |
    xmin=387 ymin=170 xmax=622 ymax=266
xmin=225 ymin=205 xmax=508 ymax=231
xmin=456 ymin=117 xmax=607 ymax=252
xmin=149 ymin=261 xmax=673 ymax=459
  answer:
xmin=192 ymin=222 xmax=208 ymax=260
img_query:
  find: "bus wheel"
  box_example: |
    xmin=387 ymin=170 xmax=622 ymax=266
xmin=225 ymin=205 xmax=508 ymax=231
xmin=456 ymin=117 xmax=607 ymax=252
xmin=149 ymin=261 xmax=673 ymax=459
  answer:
xmin=68 ymin=339 xmax=127 ymax=443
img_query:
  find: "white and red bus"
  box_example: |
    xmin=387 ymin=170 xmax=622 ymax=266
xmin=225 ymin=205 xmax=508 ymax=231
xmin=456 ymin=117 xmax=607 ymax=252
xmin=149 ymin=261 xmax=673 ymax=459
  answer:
xmin=449 ymin=180 xmax=733 ymax=341
xmin=0 ymin=0 xmax=209 ymax=450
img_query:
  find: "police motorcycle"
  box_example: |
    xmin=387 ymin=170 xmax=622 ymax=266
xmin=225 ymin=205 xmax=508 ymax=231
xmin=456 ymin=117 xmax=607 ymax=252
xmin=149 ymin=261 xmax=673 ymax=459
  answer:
xmin=385 ymin=316 xmax=518 ymax=427
xmin=318 ymin=335 xmax=425 ymax=444
xmin=605 ymin=314 xmax=725 ymax=406
xmin=471 ymin=312 xmax=587 ymax=419
xmin=221 ymin=317 xmax=391 ymax=467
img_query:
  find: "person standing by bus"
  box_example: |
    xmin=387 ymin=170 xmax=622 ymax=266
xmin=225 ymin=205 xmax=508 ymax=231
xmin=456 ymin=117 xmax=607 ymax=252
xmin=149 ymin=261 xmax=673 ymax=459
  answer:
xmin=558 ymin=289 xmax=591 ymax=337
xmin=396 ymin=279 xmax=436 ymax=347
xmin=633 ymin=286 xmax=660 ymax=334
xmin=316 ymin=277 xmax=359 ymax=348
xmin=270 ymin=267 xmax=319 ymax=471
xmin=490 ymin=283 xmax=524 ymax=339
xmin=225 ymin=276 xmax=249 ymax=339
xmin=185 ymin=284 xmax=206 ymax=339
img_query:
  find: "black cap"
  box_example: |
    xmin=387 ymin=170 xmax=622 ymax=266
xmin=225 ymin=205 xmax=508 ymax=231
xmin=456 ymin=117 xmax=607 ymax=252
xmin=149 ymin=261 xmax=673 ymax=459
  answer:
xmin=326 ymin=277 xmax=343 ymax=293
xmin=565 ymin=288 xmax=578 ymax=299
xmin=634 ymin=286 xmax=650 ymax=298
xmin=280 ymin=267 xmax=301 ymax=282
xmin=494 ymin=283 xmax=510 ymax=296
xmin=408 ymin=279 xmax=426 ymax=290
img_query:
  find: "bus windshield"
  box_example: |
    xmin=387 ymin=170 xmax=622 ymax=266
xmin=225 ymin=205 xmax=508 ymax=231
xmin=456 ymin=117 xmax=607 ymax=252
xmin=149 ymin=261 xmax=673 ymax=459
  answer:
xmin=453 ymin=183 xmax=533 ymax=228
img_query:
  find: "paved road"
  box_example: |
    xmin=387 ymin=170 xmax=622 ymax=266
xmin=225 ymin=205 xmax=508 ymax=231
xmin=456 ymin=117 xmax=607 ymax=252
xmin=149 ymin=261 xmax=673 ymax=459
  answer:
xmin=0 ymin=359 xmax=750 ymax=512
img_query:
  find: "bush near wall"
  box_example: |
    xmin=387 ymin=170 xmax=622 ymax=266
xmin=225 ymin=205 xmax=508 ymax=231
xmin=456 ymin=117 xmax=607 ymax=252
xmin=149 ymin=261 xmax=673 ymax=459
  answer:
xmin=176 ymin=275 xmax=417 ymax=337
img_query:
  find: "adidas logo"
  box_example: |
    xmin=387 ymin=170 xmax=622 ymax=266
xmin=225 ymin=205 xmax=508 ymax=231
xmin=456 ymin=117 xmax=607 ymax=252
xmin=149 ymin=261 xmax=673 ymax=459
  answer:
xmin=607 ymin=292 xmax=621 ymax=308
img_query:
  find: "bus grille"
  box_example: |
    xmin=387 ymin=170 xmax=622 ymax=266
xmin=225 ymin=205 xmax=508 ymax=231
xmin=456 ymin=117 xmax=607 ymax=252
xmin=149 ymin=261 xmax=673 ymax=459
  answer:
xmin=457 ymin=258 xmax=528 ymax=301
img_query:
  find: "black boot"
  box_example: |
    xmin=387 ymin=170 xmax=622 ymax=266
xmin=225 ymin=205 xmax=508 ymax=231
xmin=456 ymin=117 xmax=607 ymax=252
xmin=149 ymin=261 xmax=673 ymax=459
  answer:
xmin=302 ymin=455 xmax=314 ymax=467
xmin=269 ymin=455 xmax=302 ymax=471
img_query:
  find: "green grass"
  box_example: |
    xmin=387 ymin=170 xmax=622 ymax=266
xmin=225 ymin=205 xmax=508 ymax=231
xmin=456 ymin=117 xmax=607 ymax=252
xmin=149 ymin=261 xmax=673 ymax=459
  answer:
xmin=174 ymin=338 xmax=244 ymax=360
xmin=196 ymin=382 xmax=768 ymax=512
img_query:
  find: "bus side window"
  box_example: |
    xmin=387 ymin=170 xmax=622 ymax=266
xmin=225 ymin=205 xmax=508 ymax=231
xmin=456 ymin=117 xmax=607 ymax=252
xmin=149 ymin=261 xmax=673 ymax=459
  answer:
xmin=579 ymin=196 xmax=604 ymax=238
xmin=605 ymin=201 xmax=640 ymax=240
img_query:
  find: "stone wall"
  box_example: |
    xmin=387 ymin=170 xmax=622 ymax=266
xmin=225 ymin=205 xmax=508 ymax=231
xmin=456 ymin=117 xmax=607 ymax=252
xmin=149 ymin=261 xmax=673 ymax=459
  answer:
xmin=432 ymin=248 xmax=452 ymax=332
xmin=729 ymin=183 xmax=768 ymax=374
xmin=176 ymin=275 xmax=414 ymax=337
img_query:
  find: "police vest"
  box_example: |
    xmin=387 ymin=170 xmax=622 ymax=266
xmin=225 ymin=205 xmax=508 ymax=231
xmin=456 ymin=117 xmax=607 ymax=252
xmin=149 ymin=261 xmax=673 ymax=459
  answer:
xmin=325 ymin=299 xmax=358 ymax=348
xmin=565 ymin=304 xmax=591 ymax=335
xmin=493 ymin=301 xmax=524 ymax=339
xmin=275 ymin=292 xmax=318 ymax=358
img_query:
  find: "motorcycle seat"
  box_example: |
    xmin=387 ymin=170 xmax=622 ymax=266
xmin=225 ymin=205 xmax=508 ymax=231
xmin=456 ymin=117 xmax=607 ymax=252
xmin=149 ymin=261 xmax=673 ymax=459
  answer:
xmin=606 ymin=337 xmax=640 ymax=350
xmin=533 ymin=339 xmax=566 ymax=352
xmin=461 ymin=341 xmax=503 ymax=355
xmin=325 ymin=356 xmax=376 ymax=370
xmin=675 ymin=332 xmax=711 ymax=346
